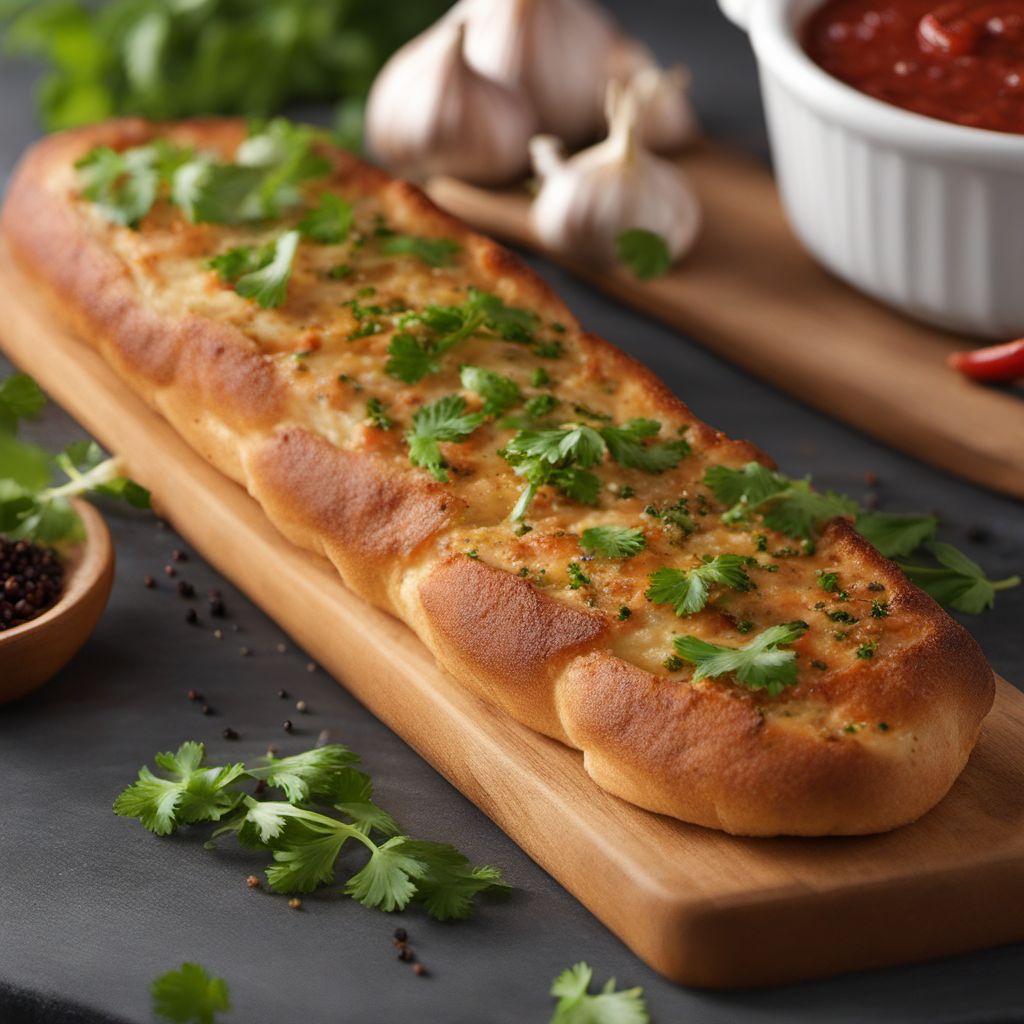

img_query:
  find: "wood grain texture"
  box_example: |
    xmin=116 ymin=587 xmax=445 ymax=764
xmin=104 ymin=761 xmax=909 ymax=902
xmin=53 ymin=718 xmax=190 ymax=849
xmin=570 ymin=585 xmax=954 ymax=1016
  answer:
xmin=1 ymin=239 xmax=1022 ymax=988
xmin=425 ymin=144 xmax=1024 ymax=501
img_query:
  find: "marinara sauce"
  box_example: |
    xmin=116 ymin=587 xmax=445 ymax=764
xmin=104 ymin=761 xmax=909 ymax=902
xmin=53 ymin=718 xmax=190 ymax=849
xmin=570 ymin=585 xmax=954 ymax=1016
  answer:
xmin=805 ymin=1 xmax=1024 ymax=133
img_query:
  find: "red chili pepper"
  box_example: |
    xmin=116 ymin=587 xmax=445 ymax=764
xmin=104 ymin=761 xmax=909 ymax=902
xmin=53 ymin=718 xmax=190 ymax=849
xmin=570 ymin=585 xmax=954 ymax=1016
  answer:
xmin=948 ymin=338 xmax=1024 ymax=383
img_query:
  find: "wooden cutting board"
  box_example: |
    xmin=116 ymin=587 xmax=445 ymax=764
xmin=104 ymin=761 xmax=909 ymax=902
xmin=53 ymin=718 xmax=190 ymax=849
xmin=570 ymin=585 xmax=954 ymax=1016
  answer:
xmin=1 ymin=240 xmax=1023 ymax=989
xmin=425 ymin=144 xmax=1024 ymax=501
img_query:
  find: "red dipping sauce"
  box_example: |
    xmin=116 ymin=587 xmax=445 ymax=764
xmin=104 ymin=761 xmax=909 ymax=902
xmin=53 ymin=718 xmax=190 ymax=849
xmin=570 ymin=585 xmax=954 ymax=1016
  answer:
xmin=805 ymin=1 xmax=1024 ymax=133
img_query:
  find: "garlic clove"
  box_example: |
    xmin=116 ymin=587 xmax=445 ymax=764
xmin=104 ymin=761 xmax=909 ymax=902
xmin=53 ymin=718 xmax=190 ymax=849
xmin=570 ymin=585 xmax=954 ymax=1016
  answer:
xmin=365 ymin=21 xmax=537 ymax=186
xmin=448 ymin=0 xmax=620 ymax=148
xmin=529 ymin=83 xmax=701 ymax=269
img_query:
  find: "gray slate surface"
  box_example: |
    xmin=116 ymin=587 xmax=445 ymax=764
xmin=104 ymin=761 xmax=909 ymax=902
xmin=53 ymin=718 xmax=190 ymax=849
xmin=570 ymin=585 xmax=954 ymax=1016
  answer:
xmin=1 ymin=1 xmax=1022 ymax=1021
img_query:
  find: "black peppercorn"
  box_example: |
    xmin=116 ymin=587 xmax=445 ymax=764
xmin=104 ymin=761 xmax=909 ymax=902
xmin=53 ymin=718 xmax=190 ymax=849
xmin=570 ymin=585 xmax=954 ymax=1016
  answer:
xmin=283 ymin=720 xmax=294 ymax=733
xmin=0 ymin=538 xmax=64 ymax=631
xmin=172 ymin=549 xmax=188 ymax=562
xmin=143 ymin=575 xmax=155 ymax=589
xmin=277 ymin=689 xmax=289 ymax=699
xmin=222 ymin=727 xmax=238 ymax=740
xmin=177 ymin=580 xmax=195 ymax=598
xmin=393 ymin=928 xmax=408 ymax=942
xmin=187 ymin=688 xmax=202 ymax=702
xmin=185 ymin=608 xmax=198 ymax=624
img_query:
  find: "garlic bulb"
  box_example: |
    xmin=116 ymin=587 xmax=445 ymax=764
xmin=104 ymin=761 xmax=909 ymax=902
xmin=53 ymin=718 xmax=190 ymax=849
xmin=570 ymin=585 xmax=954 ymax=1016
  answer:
xmin=447 ymin=0 xmax=619 ymax=148
xmin=529 ymin=84 xmax=701 ymax=269
xmin=365 ymin=22 xmax=536 ymax=186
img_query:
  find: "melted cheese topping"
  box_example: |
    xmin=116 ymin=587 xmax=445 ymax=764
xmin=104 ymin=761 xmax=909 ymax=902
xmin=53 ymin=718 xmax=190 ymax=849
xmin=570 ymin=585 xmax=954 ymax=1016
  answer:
xmin=74 ymin=139 xmax=908 ymax=735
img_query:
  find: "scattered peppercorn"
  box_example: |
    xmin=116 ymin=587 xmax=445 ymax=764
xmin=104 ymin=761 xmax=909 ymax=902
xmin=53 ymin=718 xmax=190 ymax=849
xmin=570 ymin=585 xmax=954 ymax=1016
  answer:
xmin=283 ymin=720 xmax=294 ymax=733
xmin=201 ymin=705 xmax=213 ymax=716
xmin=394 ymin=928 xmax=408 ymax=942
xmin=276 ymin=643 xmax=287 ymax=654
xmin=0 ymin=538 xmax=64 ymax=631
xmin=288 ymin=898 xmax=302 ymax=910
xmin=172 ymin=549 xmax=188 ymax=562
xmin=164 ymin=565 xmax=177 ymax=578
xmin=246 ymin=875 xmax=261 ymax=889
xmin=143 ymin=575 xmax=155 ymax=589
xmin=177 ymin=580 xmax=195 ymax=598
xmin=306 ymin=662 xmax=317 ymax=673
xmin=413 ymin=964 xmax=427 ymax=977
xmin=187 ymin=689 xmax=202 ymax=702
xmin=222 ymin=727 xmax=239 ymax=740
xmin=278 ymin=688 xmax=289 ymax=699
xmin=296 ymin=700 xmax=308 ymax=713
xmin=184 ymin=608 xmax=198 ymax=625
xmin=397 ymin=948 xmax=414 ymax=963
xmin=209 ymin=598 xmax=226 ymax=617
xmin=239 ymin=646 xmax=250 ymax=657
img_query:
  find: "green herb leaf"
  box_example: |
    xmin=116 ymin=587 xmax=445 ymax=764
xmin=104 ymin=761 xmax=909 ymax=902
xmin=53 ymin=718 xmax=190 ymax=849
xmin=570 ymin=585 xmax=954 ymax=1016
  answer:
xmin=403 ymin=839 xmax=511 ymax=921
xmin=329 ymin=766 xmax=401 ymax=837
xmin=855 ymin=511 xmax=939 ymax=558
xmin=365 ymin=397 xmax=393 ymax=431
xmin=901 ymin=542 xmax=1021 ymax=614
xmin=673 ymin=620 xmax=809 ymax=695
xmin=406 ymin=395 xmax=485 ymax=482
xmin=615 ymin=228 xmax=673 ymax=281
xmin=382 ymin=234 xmax=460 ymax=267
xmin=298 ymin=192 xmax=354 ymax=244
xmin=600 ymin=419 xmax=689 ymax=474
xmin=151 ymin=964 xmax=230 ymax=1024
xmin=252 ymin=744 xmax=359 ymax=804
xmin=580 ymin=526 xmax=646 ymax=559
xmin=460 ymin=365 xmax=521 ymax=416
xmin=645 ymin=555 xmax=753 ymax=617
xmin=0 ymin=373 xmax=45 ymax=434
xmin=549 ymin=961 xmax=649 ymax=1024
xmin=385 ymin=333 xmax=440 ymax=384
xmin=233 ymin=230 xmax=300 ymax=309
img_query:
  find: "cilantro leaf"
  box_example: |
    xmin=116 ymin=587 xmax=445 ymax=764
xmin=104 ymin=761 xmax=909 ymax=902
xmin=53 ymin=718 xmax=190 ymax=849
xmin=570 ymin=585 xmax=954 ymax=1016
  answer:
xmin=0 ymin=373 xmax=45 ymax=434
xmin=382 ymin=234 xmax=461 ymax=267
xmin=401 ymin=840 xmax=510 ymax=921
xmin=151 ymin=964 xmax=230 ymax=1024
xmin=615 ymin=228 xmax=673 ymax=282
xmin=298 ymin=192 xmax=354 ymax=244
xmin=366 ymin=397 xmax=393 ymax=431
xmin=673 ymin=620 xmax=809 ymax=694
xmin=252 ymin=743 xmax=359 ymax=804
xmin=406 ymin=395 xmax=485 ymax=482
xmin=344 ymin=835 xmax=427 ymax=911
xmin=173 ymin=159 xmax=267 ymax=224
xmin=460 ymin=365 xmax=521 ymax=416
xmin=704 ymin=462 xmax=788 ymax=510
xmin=113 ymin=742 xmax=246 ymax=835
xmin=760 ymin=481 xmax=858 ymax=538
xmin=646 ymin=555 xmax=753 ymax=617
xmin=328 ymin=766 xmax=401 ymax=837
xmin=855 ymin=511 xmax=938 ymax=558
xmin=901 ymin=542 xmax=1021 ymax=614
xmin=549 ymin=961 xmax=650 ymax=1024
xmin=233 ymin=230 xmax=300 ymax=309
xmin=580 ymin=526 xmax=646 ymax=559
xmin=208 ymin=242 xmax=272 ymax=284
xmin=600 ymin=419 xmax=689 ymax=474
xmin=385 ymin=333 xmax=440 ymax=384
xmin=506 ymin=426 xmax=607 ymax=469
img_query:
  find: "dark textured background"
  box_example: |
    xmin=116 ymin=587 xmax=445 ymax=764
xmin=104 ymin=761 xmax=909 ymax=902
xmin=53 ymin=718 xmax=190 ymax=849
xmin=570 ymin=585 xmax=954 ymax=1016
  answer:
xmin=1 ymin=2 xmax=1022 ymax=1022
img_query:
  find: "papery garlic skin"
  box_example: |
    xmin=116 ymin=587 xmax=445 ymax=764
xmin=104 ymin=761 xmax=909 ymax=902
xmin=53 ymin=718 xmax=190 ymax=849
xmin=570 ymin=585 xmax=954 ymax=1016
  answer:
xmin=449 ymin=0 xmax=619 ymax=147
xmin=626 ymin=65 xmax=699 ymax=154
xmin=365 ymin=22 xmax=536 ymax=186
xmin=529 ymin=87 xmax=701 ymax=269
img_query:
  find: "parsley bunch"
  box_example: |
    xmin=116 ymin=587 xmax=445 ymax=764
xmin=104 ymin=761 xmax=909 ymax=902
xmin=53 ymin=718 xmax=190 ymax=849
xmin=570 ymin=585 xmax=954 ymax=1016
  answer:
xmin=114 ymin=740 xmax=509 ymax=920
xmin=0 ymin=374 xmax=149 ymax=544
xmin=152 ymin=964 xmax=230 ymax=1024
xmin=1 ymin=0 xmax=449 ymax=134
xmin=503 ymin=419 xmax=690 ymax=521
xmin=549 ymin=962 xmax=650 ymax=1024
xmin=704 ymin=461 xmax=1019 ymax=614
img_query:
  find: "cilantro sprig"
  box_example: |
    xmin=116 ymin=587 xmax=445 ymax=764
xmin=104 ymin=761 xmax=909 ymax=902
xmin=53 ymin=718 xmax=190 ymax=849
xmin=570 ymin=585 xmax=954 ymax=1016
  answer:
xmin=646 ymin=555 xmax=753 ymax=617
xmin=0 ymin=377 xmax=150 ymax=544
xmin=382 ymin=234 xmax=461 ymax=268
xmin=549 ymin=962 xmax=649 ymax=1024
xmin=615 ymin=228 xmax=673 ymax=282
xmin=114 ymin=740 xmax=508 ymax=920
xmin=703 ymin=461 xmax=1019 ymax=613
xmin=460 ymin=365 xmax=521 ymax=416
xmin=580 ymin=525 xmax=646 ymax=559
xmin=209 ymin=230 xmax=300 ymax=309
xmin=297 ymin=192 xmax=354 ymax=244
xmin=406 ymin=395 xmax=485 ymax=482
xmin=673 ymin=621 xmax=809 ymax=695
xmin=151 ymin=964 xmax=230 ymax=1024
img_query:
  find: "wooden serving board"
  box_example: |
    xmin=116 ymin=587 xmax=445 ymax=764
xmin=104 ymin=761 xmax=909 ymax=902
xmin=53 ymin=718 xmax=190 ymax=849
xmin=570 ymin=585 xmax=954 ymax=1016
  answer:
xmin=425 ymin=144 xmax=1024 ymax=501
xmin=2 ymin=240 xmax=1023 ymax=989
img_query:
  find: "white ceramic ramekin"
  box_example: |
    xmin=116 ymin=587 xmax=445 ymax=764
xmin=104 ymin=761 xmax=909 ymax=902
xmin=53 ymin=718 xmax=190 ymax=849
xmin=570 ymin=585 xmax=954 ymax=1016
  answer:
xmin=719 ymin=0 xmax=1024 ymax=339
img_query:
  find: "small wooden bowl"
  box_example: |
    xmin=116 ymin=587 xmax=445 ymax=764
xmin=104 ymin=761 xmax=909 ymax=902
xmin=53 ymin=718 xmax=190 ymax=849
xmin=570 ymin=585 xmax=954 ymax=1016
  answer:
xmin=0 ymin=499 xmax=114 ymax=704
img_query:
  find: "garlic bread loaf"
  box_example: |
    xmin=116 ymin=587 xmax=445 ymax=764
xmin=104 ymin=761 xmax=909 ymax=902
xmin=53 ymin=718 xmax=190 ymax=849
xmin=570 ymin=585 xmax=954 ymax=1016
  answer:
xmin=2 ymin=119 xmax=994 ymax=836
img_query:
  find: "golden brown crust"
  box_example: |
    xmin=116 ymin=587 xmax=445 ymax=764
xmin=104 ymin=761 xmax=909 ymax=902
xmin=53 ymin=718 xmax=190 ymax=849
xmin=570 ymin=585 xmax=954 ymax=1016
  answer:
xmin=1 ymin=118 xmax=995 ymax=836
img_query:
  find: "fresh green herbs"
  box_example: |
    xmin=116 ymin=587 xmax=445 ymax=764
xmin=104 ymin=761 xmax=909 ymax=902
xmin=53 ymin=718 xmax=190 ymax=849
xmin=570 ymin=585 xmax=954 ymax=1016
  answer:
xmin=405 ymin=395 xmax=485 ymax=482
xmin=0 ymin=377 xmax=150 ymax=544
xmin=114 ymin=741 xmax=508 ymax=919
xmin=580 ymin=526 xmax=646 ymax=559
xmin=901 ymin=542 xmax=1021 ymax=615
xmin=502 ymin=419 xmax=689 ymax=521
xmin=615 ymin=228 xmax=673 ymax=282
xmin=673 ymin=621 xmax=809 ymax=694
xmin=645 ymin=555 xmax=753 ymax=617
xmin=209 ymin=231 xmax=299 ymax=309
xmin=151 ymin=964 xmax=230 ymax=1024
xmin=365 ymin=397 xmax=393 ymax=431
xmin=382 ymin=234 xmax=461 ymax=267
xmin=460 ymin=365 xmax=521 ymax=416
xmin=855 ymin=511 xmax=939 ymax=558
xmin=549 ymin=962 xmax=649 ymax=1024
xmin=567 ymin=562 xmax=592 ymax=589
xmin=297 ymin=192 xmax=354 ymax=244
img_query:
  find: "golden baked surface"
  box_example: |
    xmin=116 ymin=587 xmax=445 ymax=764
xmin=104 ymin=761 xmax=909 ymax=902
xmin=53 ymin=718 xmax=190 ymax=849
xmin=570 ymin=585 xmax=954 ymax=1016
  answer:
xmin=2 ymin=118 xmax=995 ymax=836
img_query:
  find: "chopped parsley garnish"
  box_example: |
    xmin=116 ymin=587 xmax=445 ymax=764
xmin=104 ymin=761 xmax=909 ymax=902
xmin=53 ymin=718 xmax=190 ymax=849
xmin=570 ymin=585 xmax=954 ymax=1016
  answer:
xmin=549 ymin=962 xmax=649 ymax=1024
xmin=222 ymin=230 xmax=299 ymax=309
xmin=663 ymin=654 xmax=684 ymax=672
xmin=857 ymin=641 xmax=878 ymax=659
xmin=616 ymin=228 xmax=673 ymax=281
xmin=645 ymin=555 xmax=753 ymax=617
xmin=151 ymin=964 xmax=230 ymax=1024
xmin=826 ymin=609 xmax=858 ymax=624
xmin=298 ymin=192 xmax=354 ymax=244
xmin=405 ymin=395 xmax=484 ymax=482
xmin=618 ymin=606 xmax=632 ymax=621
xmin=870 ymin=600 xmax=889 ymax=618
xmin=567 ymin=562 xmax=591 ymax=589
xmin=523 ymin=394 xmax=560 ymax=419
xmin=365 ymin=397 xmax=393 ymax=430
xmin=673 ymin=620 xmax=809 ymax=695
xmin=900 ymin=542 xmax=1021 ymax=614
xmin=114 ymin=740 xmax=508 ymax=920
xmin=817 ymin=571 xmax=839 ymax=593
xmin=644 ymin=498 xmax=695 ymax=538
xmin=327 ymin=263 xmax=352 ymax=279
xmin=460 ymin=365 xmax=521 ymax=416
xmin=382 ymin=234 xmax=461 ymax=267
xmin=580 ymin=525 xmax=646 ymax=559
xmin=855 ymin=511 xmax=939 ymax=558
xmin=532 ymin=367 xmax=551 ymax=387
